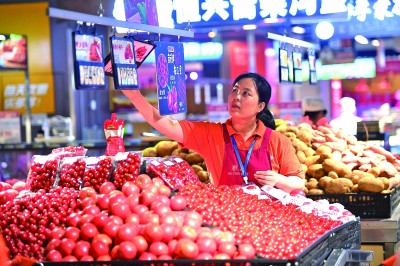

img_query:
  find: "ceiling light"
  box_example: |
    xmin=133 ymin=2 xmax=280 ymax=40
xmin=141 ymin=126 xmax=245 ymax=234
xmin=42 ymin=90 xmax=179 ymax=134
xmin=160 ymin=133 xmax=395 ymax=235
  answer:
xmin=354 ymin=35 xmax=369 ymax=44
xmin=208 ymin=31 xmax=216 ymax=38
xmin=242 ymin=24 xmax=257 ymax=30
xmin=371 ymin=39 xmax=380 ymax=47
xmin=291 ymin=26 xmax=305 ymax=34
xmin=315 ymin=21 xmax=334 ymax=40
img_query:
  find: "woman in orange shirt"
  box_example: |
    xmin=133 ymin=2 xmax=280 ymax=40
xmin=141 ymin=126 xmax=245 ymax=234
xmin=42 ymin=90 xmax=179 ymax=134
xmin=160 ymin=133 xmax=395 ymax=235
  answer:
xmin=123 ymin=72 xmax=305 ymax=193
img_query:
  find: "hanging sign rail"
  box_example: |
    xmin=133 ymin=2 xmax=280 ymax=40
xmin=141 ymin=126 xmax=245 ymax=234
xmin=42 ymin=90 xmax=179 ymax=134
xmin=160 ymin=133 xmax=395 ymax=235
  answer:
xmin=267 ymin=32 xmax=320 ymax=50
xmin=47 ymin=7 xmax=194 ymax=38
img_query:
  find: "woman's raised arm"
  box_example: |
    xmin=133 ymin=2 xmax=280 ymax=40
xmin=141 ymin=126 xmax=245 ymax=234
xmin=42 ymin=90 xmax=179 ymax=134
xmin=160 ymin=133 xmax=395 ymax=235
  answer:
xmin=122 ymin=90 xmax=184 ymax=143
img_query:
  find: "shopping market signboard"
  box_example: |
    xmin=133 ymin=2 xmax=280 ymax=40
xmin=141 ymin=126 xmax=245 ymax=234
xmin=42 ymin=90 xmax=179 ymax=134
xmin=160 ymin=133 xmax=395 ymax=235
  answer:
xmin=155 ymin=41 xmax=187 ymax=116
xmin=157 ymin=0 xmax=400 ymax=28
xmin=109 ymin=36 xmax=139 ymax=90
xmin=72 ymin=32 xmax=106 ymax=90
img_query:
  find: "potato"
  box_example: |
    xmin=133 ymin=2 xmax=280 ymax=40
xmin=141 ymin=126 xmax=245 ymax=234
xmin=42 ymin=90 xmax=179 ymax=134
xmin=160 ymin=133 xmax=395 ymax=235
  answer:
xmin=286 ymin=126 xmax=300 ymax=135
xmin=142 ymin=147 xmax=157 ymax=157
xmin=199 ymin=162 xmax=207 ymax=171
xmin=358 ymin=176 xmax=384 ymax=193
xmin=306 ymin=178 xmax=319 ymax=190
xmin=297 ymin=129 xmax=313 ymax=146
xmin=291 ymin=138 xmax=308 ymax=152
xmin=325 ymin=178 xmax=352 ymax=194
xmin=322 ymin=159 xmax=351 ymax=177
xmin=284 ymin=132 xmax=297 ymax=139
xmin=276 ymin=124 xmax=288 ymax=133
xmin=191 ymin=164 xmax=203 ymax=173
xmin=328 ymin=171 xmax=339 ymax=179
xmin=155 ymin=141 xmax=177 ymax=157
xmin=308 ymin=188 xmax=324 ymax=195
xmin=196 ymin=170 xmax=209 ymax=182
xmin=301 ymin=164 xmax=308 ymax=174
xmin=296 ymin=150 xmax=307 ymax=163
xmin=304 ymin=147 xmax=316 ymax=157
xmin=379 ymin=177 xmax=389 ymax=190
xmin=186 ymin=152 xmax=204 ymax=165
xmin=306 ymin=164 xmax=325 ymax=179
xmin=304 ymin=155 xmax=321 ymax=167
xmin=367 ymin=167 xmax=381 ymax=178
xmin=318 ymin=176 xmax=333 ymax=189
xmin=315 ymin=145 xmax=332 ymax=156
xmin=178 ymin=152 xmax=188 ymax=160
xmin=351 ymin=184 xmax=359 ymax=193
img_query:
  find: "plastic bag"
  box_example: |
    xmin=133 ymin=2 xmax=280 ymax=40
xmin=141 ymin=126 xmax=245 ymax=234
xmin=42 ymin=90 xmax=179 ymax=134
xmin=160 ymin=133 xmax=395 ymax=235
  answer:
xmin=82 ymin=156 xmax=114 ymax=192
xmin=54 ymin=156 xmax=87 ymax=190
xmin=112 ymin=151 xmax=141 ymax=189
xmin=26 ymin=154 xmax=60 ymax=192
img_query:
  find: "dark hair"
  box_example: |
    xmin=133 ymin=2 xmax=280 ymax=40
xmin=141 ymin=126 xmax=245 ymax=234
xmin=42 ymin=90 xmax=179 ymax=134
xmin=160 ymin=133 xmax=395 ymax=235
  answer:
xmin=304 ymin=110 xmax=327 ymax=124
xmin=233 ymin=72 xmax=276 ymax=130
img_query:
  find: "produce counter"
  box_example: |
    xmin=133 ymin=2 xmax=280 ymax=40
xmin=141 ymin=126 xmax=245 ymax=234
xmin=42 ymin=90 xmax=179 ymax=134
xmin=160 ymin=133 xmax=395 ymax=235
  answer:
xmin=360 ymin=203 xmax=400 ymax=259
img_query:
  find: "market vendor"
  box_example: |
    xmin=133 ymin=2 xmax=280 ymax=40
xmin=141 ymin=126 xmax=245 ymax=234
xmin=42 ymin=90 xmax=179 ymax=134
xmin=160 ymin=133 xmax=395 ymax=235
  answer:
xmin=301 ymin=96 xmax=328 ymax=126
xmin=122 ymin=72 xmax=305 ymax=193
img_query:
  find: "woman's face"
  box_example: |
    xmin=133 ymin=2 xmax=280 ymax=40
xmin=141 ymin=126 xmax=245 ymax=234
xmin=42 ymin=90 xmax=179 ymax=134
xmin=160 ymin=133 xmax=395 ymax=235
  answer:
xmin=228 ymin=77 xmax=264 ymax=120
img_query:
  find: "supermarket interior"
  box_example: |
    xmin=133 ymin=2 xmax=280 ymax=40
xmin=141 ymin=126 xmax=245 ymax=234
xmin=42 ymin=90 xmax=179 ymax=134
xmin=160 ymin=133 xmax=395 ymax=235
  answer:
xmin=1 ymin=0 xmax=400 ymax=265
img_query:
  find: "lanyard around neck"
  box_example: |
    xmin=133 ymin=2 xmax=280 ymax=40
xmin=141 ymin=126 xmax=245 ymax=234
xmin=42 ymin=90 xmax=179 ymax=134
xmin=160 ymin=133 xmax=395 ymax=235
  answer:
xmin=231 ymin=135 xmax=257 ymax=185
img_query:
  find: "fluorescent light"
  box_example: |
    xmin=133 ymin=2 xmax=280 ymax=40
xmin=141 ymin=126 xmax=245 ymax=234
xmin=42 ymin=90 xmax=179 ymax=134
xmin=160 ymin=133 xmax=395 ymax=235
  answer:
xmin=208 ymin=31 xmax=216 ymax=38
xmin=291 ymin=26 xmax=305 ymax=34
xmin=242 ymin=24 xmax=257 ymax=30
xmin=355 ymin=35 xmax=369 ymax=44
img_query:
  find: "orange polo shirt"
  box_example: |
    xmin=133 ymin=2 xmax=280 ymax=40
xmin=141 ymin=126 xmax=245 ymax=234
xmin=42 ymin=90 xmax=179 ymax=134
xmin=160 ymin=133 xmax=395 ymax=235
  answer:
xmin=178 ymin=118 xmax=304 ymax=185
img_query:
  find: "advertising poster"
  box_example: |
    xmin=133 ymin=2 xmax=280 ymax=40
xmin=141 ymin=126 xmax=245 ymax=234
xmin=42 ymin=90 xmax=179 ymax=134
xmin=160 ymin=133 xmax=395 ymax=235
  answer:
xmin=72 ymin=32 xmax=105 ymax=90
xmin=292 ymin=51 xmax=303 ymax=84
xmin=110 ymin=36 xmax=138 ymax=89
xmin=0 ymin=111 xmax=21 ymax=143
xmin=0 ymin=34 xmax=27 ymax=70
xmin=279 ymin=48 xmax=289 ymax=83
xmin=155 ymin=41 xmax=186 ymax=116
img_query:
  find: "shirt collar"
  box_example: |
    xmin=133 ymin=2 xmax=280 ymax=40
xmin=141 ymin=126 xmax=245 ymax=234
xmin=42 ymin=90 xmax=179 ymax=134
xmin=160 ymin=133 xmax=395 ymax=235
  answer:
xmin=226 ymin=118 xmax=266 ymax=137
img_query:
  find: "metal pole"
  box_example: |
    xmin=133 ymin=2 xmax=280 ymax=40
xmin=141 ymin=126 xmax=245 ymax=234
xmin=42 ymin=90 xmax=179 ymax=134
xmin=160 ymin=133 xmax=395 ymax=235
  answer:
xmin=247 ymin=31 xmax=256 ymax=73
xmin=24 ymin=69 xmax=32 ymax=144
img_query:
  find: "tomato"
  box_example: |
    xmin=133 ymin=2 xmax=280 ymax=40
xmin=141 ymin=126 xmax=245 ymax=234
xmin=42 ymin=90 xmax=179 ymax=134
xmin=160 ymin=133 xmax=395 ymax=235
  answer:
xmin=82 ymin=205 xmax=101 ymax=216
xmin=217 ymin=242 xmax=236 ymax=258
xmin=90 ymin=238 xmax=110 ymax=258
xmin=214 ymin=253 xmax=231 ymax=260
xmin=80 ymin=196 xmax=96 ymax=209
xmin=170 ymin=195 xmax=187 ymax=211
xmin=196 ymin=237 xmax=217 ymax=255
xmin=175 ymin=239 xmax=199 ymax=259
xmin=135 ymin=174 xmax=152 ymax=191
xmin=80 ymin=255 xmax=94 ymax=261
xmin=78 ymin=214 xmax=94 ymax=228
xmin=46 ymin=249 xmax=62 ymax=261
xmin=196 ymin=253 xmax=213 ymax=260
xmin=127 ymin=194 xmax=140 ymax=212
xmin=64 ymin=227 xmax=80 ymax=242
xmin=92 ymin=234 xmax=112 ymax=247
xmin=138 ymin=251 xmax=157 ymax=260
xmin=149 ymin=241 xmax=169 ymax=256
xmin=110 ymin=201 xmax=131 ymax=219
xmin=161 ymin=223 xmax=179 ymax=243
xmin=109 ymin=193 xmax=128 ymax=207
xmin=99 ymin=181 xmax=116 ymax=194
xmin=139 ymin=212 xmax=160 ymax=225
xmin=102 ymin=221 xmax=120 ymax=239
xmin=79 ymin=187 xmax=97 ymax=199
xmin=139 ymin=188 xmax=158 ymax=206
xmin=62 ymin=255 xmax=78 ymax=262
xmin=92 ymin=212 xmax=110 ymax=229
xmin=183 ymin=211 xmax=203 ymax=229
xmin=157 ymin=184 xmax=172 ymax=197
xmin=45 ymin=238 xmax=61 ymax=253
xmin=124 ymin=213 xmax=140 ymax=225
xmin=49 ymin=227 xmax=65 ymax=240
xmin=80 ymin=222 xmax=99 ymax=241
xmin=72 ymin=240 xmax=90 ymax=259
xmin=178 ymin=225 xmax=197 ymax=241
xmin=117 ymin=241 xmax=137 ymax=260
xmin=95 ymin=193 xmax=110 ymax=210
xmin=237 ymin=243 xmax=256 ymax=259
xmin=116 ymin=223 xmax=139 ymax=244
xmin=143 ymin=223 xmax=164 ymax=243
xmin=132 ymin=235 xmax=148 ymax=254
xmin=58 ymin=238 xmax=76 ymax=256
xmin=121 ymin=181 xmax=140 ymax=197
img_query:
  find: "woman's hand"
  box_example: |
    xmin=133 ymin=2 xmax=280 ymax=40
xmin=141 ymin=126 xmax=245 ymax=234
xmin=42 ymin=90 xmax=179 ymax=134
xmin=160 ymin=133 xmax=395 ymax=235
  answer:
xmin=254 ymin=170 xmax=282 ymax=187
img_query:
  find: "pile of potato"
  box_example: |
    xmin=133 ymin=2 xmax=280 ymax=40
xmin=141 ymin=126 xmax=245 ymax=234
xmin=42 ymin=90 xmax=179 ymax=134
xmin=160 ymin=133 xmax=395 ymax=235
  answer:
xmin=276 ymin=121 xmax=400 ymax=194
xmin=142 ymin=140 xmax=210 ymax=183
